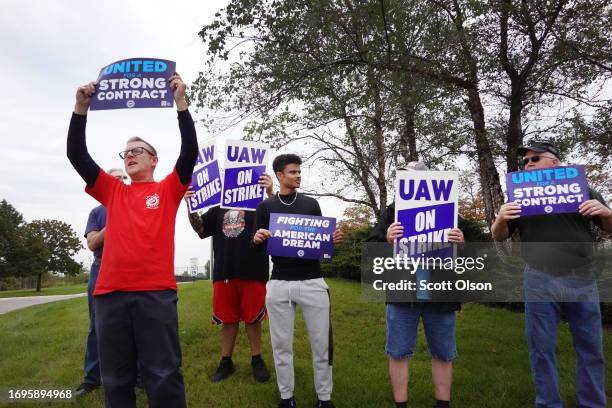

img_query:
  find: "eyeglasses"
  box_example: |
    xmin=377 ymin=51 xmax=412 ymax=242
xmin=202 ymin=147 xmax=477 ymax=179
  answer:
xmin=521 ymin=155 xmax=556 ymax=166
xmin=113 ymin=175 xmax=128 ymax=180
xmin=118 ymin=147 xmax=155 ymax=159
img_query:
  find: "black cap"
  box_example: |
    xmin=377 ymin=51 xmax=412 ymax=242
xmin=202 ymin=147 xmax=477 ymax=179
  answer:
xmin=517 ymin=141 xmax=561 ymax=159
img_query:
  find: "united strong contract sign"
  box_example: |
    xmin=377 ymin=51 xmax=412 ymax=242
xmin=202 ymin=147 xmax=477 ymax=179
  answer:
xmin=90 ymin=58 xmax=176 ymax=110
xmin=506 ymin=165 xmax=588 ymax=216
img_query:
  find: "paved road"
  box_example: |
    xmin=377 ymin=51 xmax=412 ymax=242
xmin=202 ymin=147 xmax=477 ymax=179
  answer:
xmin=0 ymin=282 xmax=195 ymax=315
xmin=0 ymin=293 xmax=86 ymax=315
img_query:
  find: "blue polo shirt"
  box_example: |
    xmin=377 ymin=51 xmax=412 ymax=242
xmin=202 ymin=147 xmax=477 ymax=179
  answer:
xmin=84 ymin=205 xmax=106 ymax=259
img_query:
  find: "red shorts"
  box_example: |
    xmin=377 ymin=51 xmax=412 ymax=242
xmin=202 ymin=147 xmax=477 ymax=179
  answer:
xmin=212 ymin=279 xmax=267 ymax=324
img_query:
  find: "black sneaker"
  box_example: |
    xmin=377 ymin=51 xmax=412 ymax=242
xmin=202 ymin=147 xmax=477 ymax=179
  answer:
xmin=251 ymin=357 xmax=271 ymax=382
xmin=316 ymin=400 xmax=335 ymax=408
xmin=278 ymin=396 xmax=297 ymax=408
xmin=75 ymin=382 xmax=99 ymax=397
xmin=210 ymin=358 xmax=235 ymax=382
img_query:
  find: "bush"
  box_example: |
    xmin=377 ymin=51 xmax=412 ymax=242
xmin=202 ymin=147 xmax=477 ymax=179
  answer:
xmin=321 ymin=226 xmax=372 ymax=281
xmin=0 ymin=277 xmax=20 ymax=291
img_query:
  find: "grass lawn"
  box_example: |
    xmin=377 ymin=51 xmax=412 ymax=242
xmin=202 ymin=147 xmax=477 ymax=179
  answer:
xmin=0 ymin=278 xmax=610 ymax=407
xmin=0 ymin=284 xmax=88 ymax=299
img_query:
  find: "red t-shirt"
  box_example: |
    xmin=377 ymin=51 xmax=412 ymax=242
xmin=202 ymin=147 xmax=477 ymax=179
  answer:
xmin=86 ymin=168 xmax=188 ymax=295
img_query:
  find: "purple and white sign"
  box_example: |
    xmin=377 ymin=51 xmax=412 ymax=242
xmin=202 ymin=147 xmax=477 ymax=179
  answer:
xmin=187 ymin=138 xmax=222 ymax=213
xmin=268 ymin=213 xmax=336 ymax=260
xmin=506 ymin=165 xmax=588 ymax=216
xmin=394 ymin=171 xmax=458 ymax=258
xmin=221 ymin=140 xmax=270 ymax=211
xmin=90 ymin=58 xmax=175 ymax=110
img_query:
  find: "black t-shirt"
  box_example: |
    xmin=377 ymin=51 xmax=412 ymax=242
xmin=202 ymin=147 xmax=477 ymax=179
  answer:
xmin=198 ymin=206 xmax=269 ymax=282
xmin=254 ymin=192 xmax=323 ymax=281
xmin=508 ymin=188 xmax=608 ymax=270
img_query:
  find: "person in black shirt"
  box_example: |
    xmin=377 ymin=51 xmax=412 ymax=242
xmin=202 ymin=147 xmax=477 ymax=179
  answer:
xmin=491 ymin=141 xmax=612 ymax=408
xmin=367 ymin=161 xmax=466 ymax=408
xmin=185 ymin=175 xmax=274 ymax=383
xmin=253 ymin=154 xmax=343 ymax=408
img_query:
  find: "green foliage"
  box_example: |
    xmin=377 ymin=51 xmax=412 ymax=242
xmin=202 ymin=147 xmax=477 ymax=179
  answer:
xmin=0 ymin=199 xmax=26 ymax=277
xmin=321 ymin=226 xmax=372 ymax=281
xmin=24 ymin=220 xmax=82 ymax=277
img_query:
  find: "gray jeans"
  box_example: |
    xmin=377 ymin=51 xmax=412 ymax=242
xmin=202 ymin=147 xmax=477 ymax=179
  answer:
xmin=266 ymin=278 xmax=333 ymax=400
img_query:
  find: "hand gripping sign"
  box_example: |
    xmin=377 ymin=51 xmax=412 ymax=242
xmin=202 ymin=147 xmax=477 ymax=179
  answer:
xmin=506 ymin=165 xmax=588 ymax=216
xmin=267 ymin=213 xmax=336 ymax=260
xmin=187 ymin=138 xmax=222 ymax=213
xmin=90 ymin=58 xmax=176 ymax=110
xmin=394 ymin=171 xmax=459 ymax=258
xmin=221 ymin=140 xmax=270 ymax=211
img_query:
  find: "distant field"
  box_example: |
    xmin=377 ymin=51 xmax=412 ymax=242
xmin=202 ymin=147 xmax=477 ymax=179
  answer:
xmin=0 ymin=279 xmax=610 ymax=407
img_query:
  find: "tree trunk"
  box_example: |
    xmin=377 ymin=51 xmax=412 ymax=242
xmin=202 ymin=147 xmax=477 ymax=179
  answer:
xmin=36 ymin=273 xmax=42 ymax=292
xmin=506 ymin=87 xmax=524 ymax=172
xmin=399 ymin=103 xmax=419 ymax=163
xmin=466 ymin=85 xmax=505 ymax=227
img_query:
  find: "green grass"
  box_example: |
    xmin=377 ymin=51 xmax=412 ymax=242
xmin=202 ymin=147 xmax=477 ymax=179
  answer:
xmin=0 ymin=284 xmax=87 ymax=298
xmin=0 ymin=278 xmax=610 ymax=407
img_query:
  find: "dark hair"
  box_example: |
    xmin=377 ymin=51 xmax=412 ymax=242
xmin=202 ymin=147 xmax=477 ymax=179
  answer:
xmin=273 ymin=154 xmax=302 ymax=173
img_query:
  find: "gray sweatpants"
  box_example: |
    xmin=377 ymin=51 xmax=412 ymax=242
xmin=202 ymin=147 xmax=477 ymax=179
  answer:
xmin=266 ymin=278 xmax=333 ymax=400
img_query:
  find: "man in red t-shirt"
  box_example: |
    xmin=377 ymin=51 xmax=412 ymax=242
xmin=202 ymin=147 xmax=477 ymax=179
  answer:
xmin=67 ymin=74 xmax=197 ymax=408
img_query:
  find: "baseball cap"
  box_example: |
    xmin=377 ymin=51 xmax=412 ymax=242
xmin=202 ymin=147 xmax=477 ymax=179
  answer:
xmin=517 ymin=141 xmax=561 ymax=159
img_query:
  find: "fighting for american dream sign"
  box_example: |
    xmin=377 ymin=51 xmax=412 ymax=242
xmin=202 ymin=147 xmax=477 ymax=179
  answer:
xmin=506 ymin=165 xmax=588 ymax=216
xmin=187 ymin=138 xmax=222 ymax=213
xmin=221 ymin=140 xmax=270 ymax=211
xmin=267 ymin=213 xmax=336 ymax=260
xmin=90 ymin=58 xmax=176 ymax=110
xmin=394 ymin=171 xmax=459 ymax=258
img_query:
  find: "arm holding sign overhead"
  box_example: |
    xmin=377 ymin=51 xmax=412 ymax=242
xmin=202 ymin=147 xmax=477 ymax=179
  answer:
xmin=67 ymin=82 xmax=101 ymax=187
xmin=171 ymin=74 xmax=198 ymax=185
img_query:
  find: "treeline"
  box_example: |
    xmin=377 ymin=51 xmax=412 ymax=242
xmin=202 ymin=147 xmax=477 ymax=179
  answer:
xmin=192 ymin=0 xmax=611 ymax=226
xmin=0 ymin=200 xmax=83 ymax=291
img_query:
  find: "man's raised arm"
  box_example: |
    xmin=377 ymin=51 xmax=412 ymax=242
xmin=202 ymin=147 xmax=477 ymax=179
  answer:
xmin=67 ymin=82 xmax=100 ymax=187
xmin=170 ymin=73 xmax=198 ymax=185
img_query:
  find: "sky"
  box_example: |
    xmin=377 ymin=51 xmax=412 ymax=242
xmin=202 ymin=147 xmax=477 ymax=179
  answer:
xmin=0 ymin=0 xmax=347 ymax=270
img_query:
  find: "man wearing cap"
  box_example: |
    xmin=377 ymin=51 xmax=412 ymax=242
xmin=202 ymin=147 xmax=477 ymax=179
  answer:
xmin=367 ymin=161 xmax=467 ymax=408
xmin=492 ymin=141 xmax=612 ymax=408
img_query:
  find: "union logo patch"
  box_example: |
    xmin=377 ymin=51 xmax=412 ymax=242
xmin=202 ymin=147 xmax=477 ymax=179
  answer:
xmin=145 ymin=194 xmax=160 ymax=209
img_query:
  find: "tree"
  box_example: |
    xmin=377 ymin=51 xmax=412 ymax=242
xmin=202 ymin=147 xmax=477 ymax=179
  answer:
xmin=0 ymin=199 xmax=26 ymax=277
xmin=24 ymin=220 xmax=82 ymax=292
xmin=194 ymin=0 xmax=473 ymax=220
xmin=487 ymin=0 xmax=611 ymax=172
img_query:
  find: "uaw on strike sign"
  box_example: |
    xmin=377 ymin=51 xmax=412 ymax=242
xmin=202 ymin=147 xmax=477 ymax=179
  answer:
xmin=394 ymin=171 xmax=458 ymax=258
xmin=187 ymin=138 xmax=222 ymax=213
xmin=91 ymin=58 xmax=176 ymax=110
xmin=506 ymin=165 xmax=588 ymax=216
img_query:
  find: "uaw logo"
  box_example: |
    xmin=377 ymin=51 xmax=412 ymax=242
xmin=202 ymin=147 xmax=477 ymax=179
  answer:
xmin=544 ymin=205 xmax=553 ymax=213
xmin=297 ymin=250 xmax=305 ymax=257
xmin=145 ymin=193 xmax=160 ymax=210
xmin=126 ymin=100 xmax=136 ymax=108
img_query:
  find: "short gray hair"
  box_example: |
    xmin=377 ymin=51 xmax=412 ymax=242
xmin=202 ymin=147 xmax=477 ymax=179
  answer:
xmin=126 ymin=136 xmax=157 ymax=156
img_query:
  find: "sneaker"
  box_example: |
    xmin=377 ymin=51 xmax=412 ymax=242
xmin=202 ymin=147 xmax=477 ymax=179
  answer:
xmin=316 ymin=400 xmax=335 ymax=408
xmin=210 ymin=358 xmax=235 ymax=382
xmin=251 ymin=357 xmax=271 ymax=382
xmin=74 ymin=382 xmax=99 ymax=397
xmin=278 ymin=396 xmax=297 ymax=408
